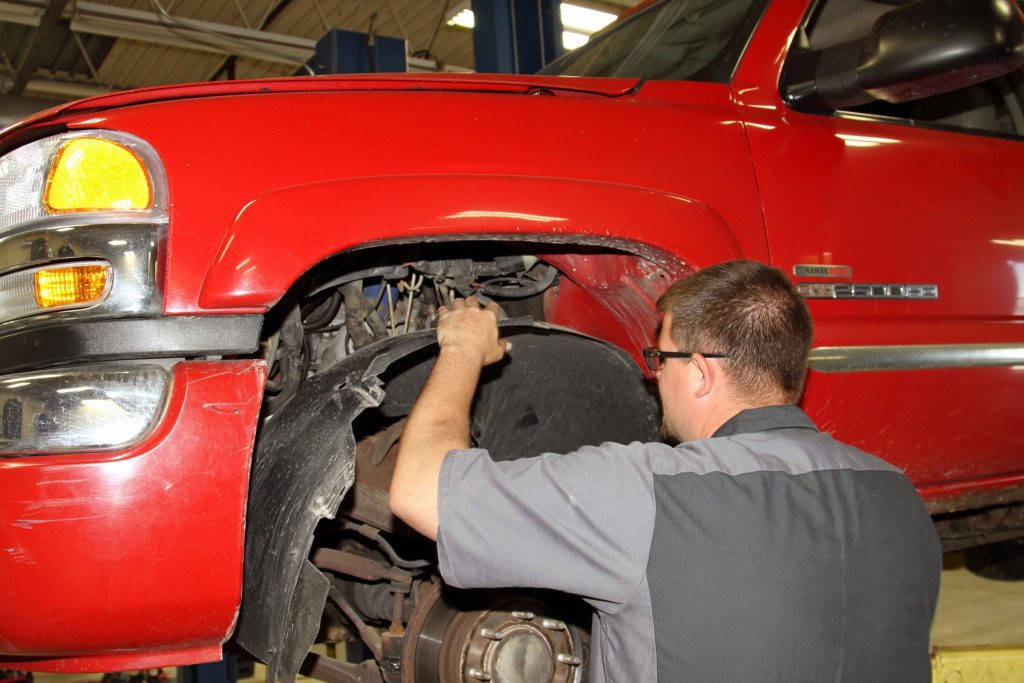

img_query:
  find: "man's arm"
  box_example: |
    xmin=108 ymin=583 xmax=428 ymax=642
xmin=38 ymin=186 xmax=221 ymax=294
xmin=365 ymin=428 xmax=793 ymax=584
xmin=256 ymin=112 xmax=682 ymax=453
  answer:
xmin=389 ymin=298 xmax=508 ymax=539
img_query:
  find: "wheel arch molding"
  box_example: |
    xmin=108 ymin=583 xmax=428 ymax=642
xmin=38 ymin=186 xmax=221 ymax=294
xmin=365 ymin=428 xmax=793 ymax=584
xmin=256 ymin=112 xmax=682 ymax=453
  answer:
xmin=197 ymin=174 xmax=746 ymax=311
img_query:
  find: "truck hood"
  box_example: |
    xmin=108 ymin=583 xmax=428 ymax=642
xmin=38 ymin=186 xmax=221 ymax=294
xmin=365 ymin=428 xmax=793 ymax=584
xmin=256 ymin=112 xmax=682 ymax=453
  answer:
xmin=2 ymin=73 xmax=639 ymax=138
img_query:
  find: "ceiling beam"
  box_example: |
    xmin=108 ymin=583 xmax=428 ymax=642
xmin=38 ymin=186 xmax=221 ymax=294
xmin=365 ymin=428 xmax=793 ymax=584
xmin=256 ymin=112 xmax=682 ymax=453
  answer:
xmin=70 ymin=1 xmax=314 ymax=65
xmin=0 ymin=0 xmax=315 ymax=67
xmin=209 ymin=0 xmax=296 ymax=81
xmin=23 ymin=77 xmax=108 ymax=99
xmin=0 ymin=1 xmax=44 ymax=28
xmin=9 ymin=0 xmax=69 ymax=94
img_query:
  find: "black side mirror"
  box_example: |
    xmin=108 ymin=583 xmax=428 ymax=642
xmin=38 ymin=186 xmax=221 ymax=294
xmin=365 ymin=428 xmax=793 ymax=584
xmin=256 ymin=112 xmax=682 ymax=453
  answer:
xmin=780 ymin=0 xmax=1024 ymax=111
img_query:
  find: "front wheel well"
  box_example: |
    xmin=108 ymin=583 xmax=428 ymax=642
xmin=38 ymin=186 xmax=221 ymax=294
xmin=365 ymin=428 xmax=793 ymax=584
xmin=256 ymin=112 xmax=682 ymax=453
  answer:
xmin=235 ymin=238 xmax=675 ymax=681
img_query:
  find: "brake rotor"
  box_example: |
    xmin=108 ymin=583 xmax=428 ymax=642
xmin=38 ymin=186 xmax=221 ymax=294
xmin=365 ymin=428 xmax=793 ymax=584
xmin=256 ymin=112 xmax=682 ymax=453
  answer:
xmin=402 ymin=581 xmax=585 ymax=683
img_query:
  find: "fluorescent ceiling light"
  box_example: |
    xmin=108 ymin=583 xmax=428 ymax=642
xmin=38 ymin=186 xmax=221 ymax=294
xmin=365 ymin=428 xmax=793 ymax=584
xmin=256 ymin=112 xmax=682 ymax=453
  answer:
xmin=447 ymin=7 xmax=475 ymax=29
xmin=561 ymin=4 xmax=616 ymax=33
xmin=446 ymin=3 xmax=617 ymax=38
xmin=563 ymin=31 xmax=590 ymax=50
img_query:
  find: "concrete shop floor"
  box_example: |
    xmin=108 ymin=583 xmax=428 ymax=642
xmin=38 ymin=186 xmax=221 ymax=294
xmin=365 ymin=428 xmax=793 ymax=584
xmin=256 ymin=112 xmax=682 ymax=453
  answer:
xmin=25 ymin=553 xmax=1024 ymax=683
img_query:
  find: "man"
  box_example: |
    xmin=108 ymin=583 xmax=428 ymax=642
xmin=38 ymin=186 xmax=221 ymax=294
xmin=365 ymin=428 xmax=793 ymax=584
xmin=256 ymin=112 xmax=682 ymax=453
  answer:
xmin=390 ymin=260 xmax=941 ymax=682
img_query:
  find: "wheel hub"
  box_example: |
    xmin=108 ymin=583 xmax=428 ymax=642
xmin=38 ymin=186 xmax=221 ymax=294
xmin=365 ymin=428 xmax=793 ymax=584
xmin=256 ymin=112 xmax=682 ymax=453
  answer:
xmin=402 ymin=582 xmax=584 ymax=683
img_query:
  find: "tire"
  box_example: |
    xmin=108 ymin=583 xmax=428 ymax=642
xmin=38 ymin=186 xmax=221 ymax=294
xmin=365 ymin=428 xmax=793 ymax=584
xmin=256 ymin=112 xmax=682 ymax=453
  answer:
xmin=964 ymin=539 xmax=1024 ymax=581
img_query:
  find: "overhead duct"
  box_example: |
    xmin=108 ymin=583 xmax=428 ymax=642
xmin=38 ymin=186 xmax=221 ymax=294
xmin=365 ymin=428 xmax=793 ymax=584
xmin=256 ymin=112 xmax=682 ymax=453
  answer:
xmin=0 ymin=0 xmax=316 ymax=65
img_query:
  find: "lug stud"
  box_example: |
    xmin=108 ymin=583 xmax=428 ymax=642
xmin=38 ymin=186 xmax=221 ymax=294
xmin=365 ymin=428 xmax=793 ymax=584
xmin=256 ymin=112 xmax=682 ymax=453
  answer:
xmin=511 ymin=611 xmax=535 ymax=620
xmin=541 ymin=618 xmax=566 ymax=630
xmin=466 ymin=667 xmax=492 ymax=681
xmin=480 ymin=628 xmax=503 ymax=641
xmin=557 ymin=653 xmax=581 ymax=666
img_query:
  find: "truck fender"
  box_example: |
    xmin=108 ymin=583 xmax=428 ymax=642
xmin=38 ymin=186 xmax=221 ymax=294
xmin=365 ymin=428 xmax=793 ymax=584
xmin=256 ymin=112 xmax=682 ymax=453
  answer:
xmin=198 ymin=175 xmax=746 ymax=311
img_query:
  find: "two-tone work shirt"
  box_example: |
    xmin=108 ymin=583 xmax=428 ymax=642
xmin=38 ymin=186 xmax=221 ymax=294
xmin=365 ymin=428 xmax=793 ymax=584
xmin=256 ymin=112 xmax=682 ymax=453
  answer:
xmin=436 ymin=404 xmax=942 ymax=682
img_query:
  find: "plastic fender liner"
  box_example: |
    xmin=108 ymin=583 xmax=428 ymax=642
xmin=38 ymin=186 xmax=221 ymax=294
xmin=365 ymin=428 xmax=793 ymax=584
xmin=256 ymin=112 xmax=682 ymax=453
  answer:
xmin=235 ymin=320 xmax=660 ymax=682
xmin=233 ymin=326 xmax=430 ymax=682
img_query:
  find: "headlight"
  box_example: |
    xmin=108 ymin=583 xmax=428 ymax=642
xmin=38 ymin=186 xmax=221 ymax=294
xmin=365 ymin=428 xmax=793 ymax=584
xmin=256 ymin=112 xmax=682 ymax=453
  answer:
xmin=0 ymin=131 xmax=166 ymax=326
xmin=0 ymin=365 xmax=170 ymax=455
xmin=0 ymin=130 xmax=167 ymax=237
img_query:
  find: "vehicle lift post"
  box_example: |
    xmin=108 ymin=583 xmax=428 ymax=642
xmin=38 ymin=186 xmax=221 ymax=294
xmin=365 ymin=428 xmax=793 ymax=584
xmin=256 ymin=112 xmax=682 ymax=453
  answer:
xmin=471 ymin=0 xmax=564 ymax=74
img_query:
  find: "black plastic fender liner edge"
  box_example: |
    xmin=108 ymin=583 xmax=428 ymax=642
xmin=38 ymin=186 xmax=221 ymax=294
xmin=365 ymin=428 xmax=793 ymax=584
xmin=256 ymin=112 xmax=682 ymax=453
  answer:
xmin=233 ymin=320 xmax=528 ymax=682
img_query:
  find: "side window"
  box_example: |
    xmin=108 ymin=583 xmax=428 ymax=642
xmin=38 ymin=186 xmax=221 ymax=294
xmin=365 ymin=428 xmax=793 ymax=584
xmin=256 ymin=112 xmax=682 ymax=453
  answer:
xmin=803 ymin=0 xmax=1024 ymax=138
xmin=845 ymin=71 xmax=1024 ymax=137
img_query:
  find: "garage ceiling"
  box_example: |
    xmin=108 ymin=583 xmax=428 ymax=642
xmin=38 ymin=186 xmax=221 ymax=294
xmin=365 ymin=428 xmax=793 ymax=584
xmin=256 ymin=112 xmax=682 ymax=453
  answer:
xmin=0 ymin=0 xmax=638 ymax=104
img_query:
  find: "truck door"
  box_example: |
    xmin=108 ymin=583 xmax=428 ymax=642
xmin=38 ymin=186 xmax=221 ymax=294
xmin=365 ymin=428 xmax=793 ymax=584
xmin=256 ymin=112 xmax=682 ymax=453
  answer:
xmin=734 ymin=0 xmax=1024 ymax=502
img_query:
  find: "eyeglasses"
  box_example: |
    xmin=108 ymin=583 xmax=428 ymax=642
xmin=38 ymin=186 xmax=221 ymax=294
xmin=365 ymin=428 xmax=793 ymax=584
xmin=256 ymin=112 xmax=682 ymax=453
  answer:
xmin=642 ymin=347 xmax=731 ymax=372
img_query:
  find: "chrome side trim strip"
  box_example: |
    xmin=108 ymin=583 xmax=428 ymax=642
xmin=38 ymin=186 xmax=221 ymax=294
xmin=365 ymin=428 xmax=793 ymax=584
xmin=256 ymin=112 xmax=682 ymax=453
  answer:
xmin=808 ymin=344 xmax=1024 ymax=373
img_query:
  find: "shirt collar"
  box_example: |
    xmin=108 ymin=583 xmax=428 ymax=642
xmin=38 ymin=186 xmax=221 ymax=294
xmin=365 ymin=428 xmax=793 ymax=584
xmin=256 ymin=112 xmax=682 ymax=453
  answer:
xmin=711 ymin=404 xmax=819 ymax=438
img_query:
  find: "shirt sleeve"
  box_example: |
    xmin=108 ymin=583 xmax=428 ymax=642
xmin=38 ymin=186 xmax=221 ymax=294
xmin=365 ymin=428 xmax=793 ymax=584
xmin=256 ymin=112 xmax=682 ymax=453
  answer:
xmin=435 ymin=442 xmax=656 ymax=612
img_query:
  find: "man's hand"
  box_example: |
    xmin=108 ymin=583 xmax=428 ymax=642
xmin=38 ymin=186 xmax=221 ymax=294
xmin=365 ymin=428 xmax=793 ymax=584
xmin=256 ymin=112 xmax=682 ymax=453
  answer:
xmin=437 ymin=297 xmax=509 ymax=367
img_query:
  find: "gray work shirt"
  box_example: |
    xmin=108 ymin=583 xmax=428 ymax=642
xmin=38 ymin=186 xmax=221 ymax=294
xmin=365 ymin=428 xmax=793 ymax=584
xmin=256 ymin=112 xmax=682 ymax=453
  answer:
xmin=437 ymin=405 xmax=941 ymax=682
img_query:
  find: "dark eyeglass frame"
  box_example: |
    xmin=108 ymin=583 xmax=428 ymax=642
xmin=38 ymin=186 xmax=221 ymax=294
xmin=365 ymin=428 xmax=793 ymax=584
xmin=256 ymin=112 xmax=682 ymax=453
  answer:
xmin=642 ymin=347 xmax=731 ymax=371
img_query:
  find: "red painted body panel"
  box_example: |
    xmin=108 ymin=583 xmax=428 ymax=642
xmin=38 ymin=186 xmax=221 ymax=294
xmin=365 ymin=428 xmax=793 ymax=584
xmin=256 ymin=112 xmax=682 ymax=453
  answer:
xmin=543 ymin=252 xmax=680 ymax=357
xmin=56 ymin=81 xmax=766 ymax=313
xmin=0 ymin=361 xmax=266 ymax=672
xmin=802 ymin=367 xmax=1023 ymax=487
xmin=198 ymin=175 xmax=744 ymax=309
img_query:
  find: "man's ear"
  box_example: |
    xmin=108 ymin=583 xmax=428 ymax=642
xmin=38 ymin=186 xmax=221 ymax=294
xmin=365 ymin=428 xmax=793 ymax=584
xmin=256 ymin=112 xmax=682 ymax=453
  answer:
xmin=692 ymin=353 xmax=716 ymax=399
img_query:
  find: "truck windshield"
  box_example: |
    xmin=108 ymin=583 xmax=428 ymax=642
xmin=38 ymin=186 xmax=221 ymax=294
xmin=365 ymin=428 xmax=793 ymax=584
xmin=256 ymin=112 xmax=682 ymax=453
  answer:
xmin=540 ymin=0 xmax=770 ymax=82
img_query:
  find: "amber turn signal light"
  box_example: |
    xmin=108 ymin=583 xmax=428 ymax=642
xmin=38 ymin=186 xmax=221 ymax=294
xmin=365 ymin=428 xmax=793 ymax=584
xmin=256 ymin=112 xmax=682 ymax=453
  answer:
xmin=44 ymin=138 xmax=152 ymax=212
xmin=34 ymin=264 xmax=112 ymax=309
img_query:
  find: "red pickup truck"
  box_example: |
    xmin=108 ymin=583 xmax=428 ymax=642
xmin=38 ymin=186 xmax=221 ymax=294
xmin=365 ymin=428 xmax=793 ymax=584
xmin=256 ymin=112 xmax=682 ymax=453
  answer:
xmin=1 ymin=0 xmax=1023 ymax=681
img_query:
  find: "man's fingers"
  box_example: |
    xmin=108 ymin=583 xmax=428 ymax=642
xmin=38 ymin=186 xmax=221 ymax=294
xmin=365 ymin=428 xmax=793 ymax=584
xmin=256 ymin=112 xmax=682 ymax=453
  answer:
xmin=445 ymin=297 xmax=499 ymax=318
xmin=435 ymin=297 xmax=507 ymax=366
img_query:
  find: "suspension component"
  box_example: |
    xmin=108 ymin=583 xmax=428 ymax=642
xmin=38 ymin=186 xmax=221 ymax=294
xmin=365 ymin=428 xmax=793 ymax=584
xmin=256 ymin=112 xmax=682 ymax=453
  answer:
xmin=401 ymin=581 xmax=585 ymax=683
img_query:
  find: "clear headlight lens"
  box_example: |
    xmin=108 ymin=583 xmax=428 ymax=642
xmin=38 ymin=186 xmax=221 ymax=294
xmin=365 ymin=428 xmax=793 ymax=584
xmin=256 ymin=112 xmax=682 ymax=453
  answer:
xmin=0 ymin=365 xmax=170 ymax=455
xmin=0 ymin=136 xmax=64 ymax=234
xmin=0 ymin=131 xmax=165 ymax=237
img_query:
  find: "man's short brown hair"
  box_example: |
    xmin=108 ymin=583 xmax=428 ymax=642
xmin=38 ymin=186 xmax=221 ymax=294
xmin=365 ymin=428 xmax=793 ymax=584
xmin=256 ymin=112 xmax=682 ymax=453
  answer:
xmin=656 ymin=260 xmax=813 ymax=404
